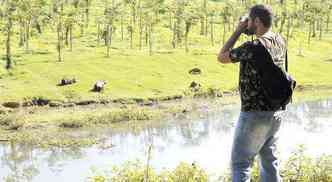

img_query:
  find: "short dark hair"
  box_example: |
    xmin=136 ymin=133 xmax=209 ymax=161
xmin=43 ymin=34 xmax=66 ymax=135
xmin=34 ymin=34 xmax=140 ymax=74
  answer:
xmin=249 ymin=4 xmax=273 ymax=28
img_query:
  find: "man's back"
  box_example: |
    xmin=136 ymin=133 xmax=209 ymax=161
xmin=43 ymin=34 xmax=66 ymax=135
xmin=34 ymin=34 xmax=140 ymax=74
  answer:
xmin=229 ymin=31 xmax=287 ymax=111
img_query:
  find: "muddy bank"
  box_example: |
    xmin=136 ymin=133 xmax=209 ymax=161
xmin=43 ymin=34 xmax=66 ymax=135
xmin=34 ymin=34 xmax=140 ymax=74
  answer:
xmin=0 ymin=87 xmax=331 ymax=148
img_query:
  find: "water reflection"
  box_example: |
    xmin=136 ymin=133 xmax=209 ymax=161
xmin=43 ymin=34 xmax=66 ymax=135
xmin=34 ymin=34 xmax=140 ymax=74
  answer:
xmin=0 ymin=98 xmax=331 ymax=181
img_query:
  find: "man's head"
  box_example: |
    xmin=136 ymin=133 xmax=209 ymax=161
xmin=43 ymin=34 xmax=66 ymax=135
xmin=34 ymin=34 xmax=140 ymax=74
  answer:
xmin=246 ymin=4 xmax=273 ymax=36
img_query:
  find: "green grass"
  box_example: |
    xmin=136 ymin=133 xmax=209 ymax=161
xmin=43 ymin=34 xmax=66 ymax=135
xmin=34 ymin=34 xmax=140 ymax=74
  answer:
xmin=0 ymin=0 xmax=332 ymax=103
xmin=1 ymin=32 xmax=332 ymax=103
xmin=0 ymin=43 xmax=240 ymax=102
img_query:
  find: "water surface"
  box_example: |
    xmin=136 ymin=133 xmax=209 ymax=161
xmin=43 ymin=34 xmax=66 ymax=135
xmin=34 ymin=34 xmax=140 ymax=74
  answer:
xmin=1 ymin=99 xmax=332 ymax=181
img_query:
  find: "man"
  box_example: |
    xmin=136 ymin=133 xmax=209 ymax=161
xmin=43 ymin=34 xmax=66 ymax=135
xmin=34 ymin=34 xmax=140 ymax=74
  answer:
xmin=218 ymin=4 xmax=286 ymax=182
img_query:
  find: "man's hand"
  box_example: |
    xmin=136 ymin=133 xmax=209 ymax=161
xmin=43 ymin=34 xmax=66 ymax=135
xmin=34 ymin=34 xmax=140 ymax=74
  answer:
xmin=236 ymin=17 xmax=249 ymax=33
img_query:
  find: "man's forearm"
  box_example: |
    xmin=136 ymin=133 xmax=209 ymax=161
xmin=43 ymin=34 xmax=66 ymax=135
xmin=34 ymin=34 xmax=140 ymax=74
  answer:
xmin=220 ymin=30 xmax=242 ymax=53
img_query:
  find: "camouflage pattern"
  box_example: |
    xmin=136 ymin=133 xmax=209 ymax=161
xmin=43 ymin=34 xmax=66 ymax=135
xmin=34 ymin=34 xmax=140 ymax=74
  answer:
xmin=229 ymin=32 xmax=287 ymax=111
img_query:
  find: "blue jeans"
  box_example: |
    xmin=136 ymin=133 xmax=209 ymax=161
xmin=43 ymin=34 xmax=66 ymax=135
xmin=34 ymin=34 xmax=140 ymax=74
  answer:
xmin=231 ymin=111 xmax=282 ymax=182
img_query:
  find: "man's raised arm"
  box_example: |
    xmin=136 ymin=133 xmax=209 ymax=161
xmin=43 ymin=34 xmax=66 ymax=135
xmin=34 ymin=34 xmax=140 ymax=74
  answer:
xmin=217 ymin=19 xmax=248 ymax=64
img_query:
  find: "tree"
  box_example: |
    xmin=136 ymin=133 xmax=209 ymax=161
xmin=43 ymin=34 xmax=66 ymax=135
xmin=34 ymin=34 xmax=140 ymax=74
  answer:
xmin=74 ymin=0 xmax=86 ymax=37
xmin=221 ymin=4 xmax=233 ymax=45
xmin=84 ymin=0 xmax=92 ymax=27
xmin=124 ymin=0 xmax=138 ymax=26
xmin=2 ymin=0 xmax=18 ymax=69
xmin=104 ymin=0 xmax=120 ymax=57
xmin=200 ymin=0 xmax=207 ymax=36
xmin=326 ymin=3 xmax=332 ymax=33
xmin=52 ymin=0 xmax=65 ymax=62
xmin=169 ymin=0 xmax=186 ymax=48
xmin=124 ymin=0 xmax=138 ymax=49
xmin=279 ymin=10 xmax=287 ymax=34
xmin=139 ymin=0 xmax=163 ymax=54
xmin=182 ymin=0 xmax=199 ymax=53
xmin=17 ymin=0 xmax=32 ymax=52
xmin=63 ymin=5 xmax=78 ymax=51
xmin=16 ymin=0 xmax=46 ymax=52
xmin=208 ymin=6 xmax=220 ymax=46
xmin=138 ymin=0 xmax=144 ymax=50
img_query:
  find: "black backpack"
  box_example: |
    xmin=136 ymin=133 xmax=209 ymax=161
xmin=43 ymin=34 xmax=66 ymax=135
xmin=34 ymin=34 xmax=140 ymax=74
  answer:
xmin=252 ymin=41 xmax=297 ymax=110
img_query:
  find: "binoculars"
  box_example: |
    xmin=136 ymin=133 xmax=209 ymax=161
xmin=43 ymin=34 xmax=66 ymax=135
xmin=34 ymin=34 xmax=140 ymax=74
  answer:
xmin=239 ymin=15 xmax=254 ymax=36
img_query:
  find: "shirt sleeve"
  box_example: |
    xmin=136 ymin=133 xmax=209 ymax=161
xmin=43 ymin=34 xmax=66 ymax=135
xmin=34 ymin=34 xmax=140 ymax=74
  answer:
xmin=229 ymin=41 xmax=254 ymax=63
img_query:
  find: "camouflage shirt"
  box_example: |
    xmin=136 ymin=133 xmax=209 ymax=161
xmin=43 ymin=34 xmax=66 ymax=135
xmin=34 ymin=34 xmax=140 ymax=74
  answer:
xmin=229 ymin=32 xmax=287 ymax=111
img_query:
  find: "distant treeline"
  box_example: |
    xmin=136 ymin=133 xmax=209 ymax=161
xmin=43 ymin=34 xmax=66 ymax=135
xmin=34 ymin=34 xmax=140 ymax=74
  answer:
xmin=0 ymin=0 xmax=331 ymax=68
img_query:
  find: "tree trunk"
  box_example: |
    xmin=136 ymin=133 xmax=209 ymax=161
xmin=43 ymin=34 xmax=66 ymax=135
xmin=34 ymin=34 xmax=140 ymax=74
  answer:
xmin=19 ymin=20 xmax=25 ymax=47
xmin=319 ymin=17 xmax=323 ymax=40
xmin=65 ymin=26 xmax=70 ymax=46
xmin=227 ymin=17 xmax=231 ymax=32
xmin=129 ymin=26 xmax=133 ymax=49
xmin=121 ymin=15 xmax=124 ymax=41
xmin=107 ymin=25 xmax=111 ymax=57
xmin=139 ymin=14 xmax=143 ymax=50
xmin=110 ymin=26 xmax=113 ymax=46
xmin=145 ymin=24 xmax=148 ymax=46
xmin=6 ymin=16 xmax=13 ymax=69
xmin=57 ymin=17 xmax=63 ymax=62
xmin=175 ymin=17 xmax=180 ymax=42
xmin=200 ymin=17 xmax=205 ymax=35
xmin=85 ymin=0 xmax=90 ymax=27
xmin=25 ymin=20 xmax=31 ymax=52
xmin=327 ymin=11 xmax=330 ymax=33
xmin=97 ymin=23 xmax=101 ymax=45
xmin=279 ymin=14 xmax=286 ymax=34
xmin=312 ymin=18 xmax=316 ymax=37
xmin=70 ymin=25 xmax=73 ymax=51
xmin=286 ymin=16 xmax=291 ymax=45
xmin=222 ymin=18 xmax=227 ymax=45
xmin=106 ymin=24 xmax=113 ymax=57
xmin=80 ymin=13 xmax=84 ymax=36
xmin=289 ymin=16 xmax=294 ymax=38
xmin=308 ymin=21 xmax=312 ymax=45
xmin=149 ymin=24 xmax=153 ymax=56
xmin=205 ymin=15 xmax=208 ymax=37
xmin=203 ymin=0 xmax=207 ymax=36
xmin=35 ymin=20 xmax=42 ymax=34
xmin=210 ymin=16 xmax=214 ymax=46
xmin=169 ymin=11 xmax=172 ymax=30
xmin=131 ymin=4 xmax=136 ymax=26
xmin=185 ymin=22 xmax=190 ymax=53
xmin=172 ymin=21 xmax=176 ymax=49
xmin=298 ymin=10 xmax=305 ymax=56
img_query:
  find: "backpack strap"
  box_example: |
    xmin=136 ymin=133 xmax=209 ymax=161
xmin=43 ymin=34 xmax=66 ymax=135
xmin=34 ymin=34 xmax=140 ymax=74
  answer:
xmin=285 ymin=50 xmax=288 ymax=72
xmin=281 ymin=51 xmax=287 ymax=110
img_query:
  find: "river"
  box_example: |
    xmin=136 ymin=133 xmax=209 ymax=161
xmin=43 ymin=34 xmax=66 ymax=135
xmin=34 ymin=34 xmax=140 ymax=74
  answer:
xmin=0 ymin=98 xmax=332 ymax=181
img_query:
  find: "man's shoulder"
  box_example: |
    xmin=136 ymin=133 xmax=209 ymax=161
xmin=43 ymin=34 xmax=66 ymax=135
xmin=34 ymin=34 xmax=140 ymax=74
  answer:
xmin=258 ymin=32 xmax=287 ymax=49
xmin=238 ymin=40 xmax=263 ymax=50
xmin=239 ymin=40 xmax=265 ymax=53
xmin=241 ymin=39 xmax=266 ymax=46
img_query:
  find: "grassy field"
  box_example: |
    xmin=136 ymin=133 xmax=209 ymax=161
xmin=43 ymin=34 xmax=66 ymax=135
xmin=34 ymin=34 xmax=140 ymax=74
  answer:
xmin=0 ymin=29 xmax=332 ymax=103
xmin=1 ymin=2 xmax=331 ymax=146
xmin=0 ymin=0 xmax=331 ymax=104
